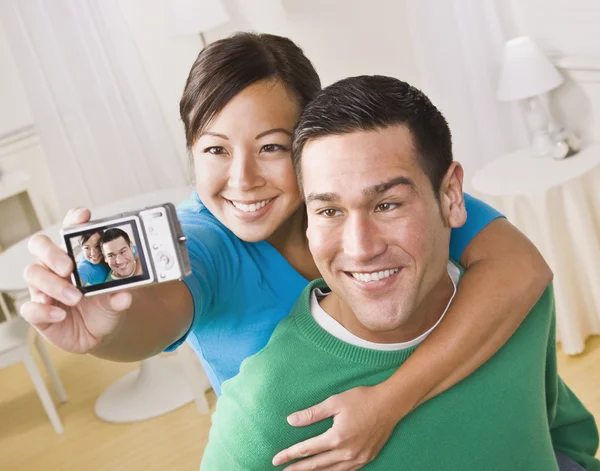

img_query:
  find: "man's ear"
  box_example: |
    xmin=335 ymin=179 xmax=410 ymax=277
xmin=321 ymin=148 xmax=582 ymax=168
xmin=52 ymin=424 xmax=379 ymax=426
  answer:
xmin=439 ymin=162 xmax=467 ymax=228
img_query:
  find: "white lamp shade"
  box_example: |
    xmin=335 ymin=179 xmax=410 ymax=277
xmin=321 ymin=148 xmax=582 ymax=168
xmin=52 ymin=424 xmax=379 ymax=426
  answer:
xmin=167 ymin=0 xmax=230 ymax=36
xmin=497 ymin=36 xmax=564 ymax=101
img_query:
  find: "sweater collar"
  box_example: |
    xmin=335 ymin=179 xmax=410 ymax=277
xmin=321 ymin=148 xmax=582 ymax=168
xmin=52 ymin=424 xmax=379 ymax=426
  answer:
xmin=293 ymin=279 xmax=419 ymax=367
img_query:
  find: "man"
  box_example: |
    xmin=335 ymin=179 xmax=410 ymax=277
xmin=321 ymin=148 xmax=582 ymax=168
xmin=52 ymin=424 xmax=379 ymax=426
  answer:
xmin=200 ymin=76 xmax=600 ymax=470
xmin=100 ymin=228 xmax=142 ymax=281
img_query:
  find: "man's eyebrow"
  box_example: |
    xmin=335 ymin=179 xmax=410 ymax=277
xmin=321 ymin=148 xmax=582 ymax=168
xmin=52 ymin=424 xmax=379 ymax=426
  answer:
xmin=255 ymin=128 xmax=292 ymax=140
xmin=199 ymin=131 xmax=229 ymax=140
xmin=363 ymin=176 xmax=416 ymax=198
xmin=306 ymin=177 xmax=416 ymax=204
xmin=305 ymin=192 xmax=340 ymax=204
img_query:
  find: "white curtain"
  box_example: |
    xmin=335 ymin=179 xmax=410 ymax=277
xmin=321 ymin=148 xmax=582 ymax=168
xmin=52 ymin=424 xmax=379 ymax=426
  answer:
xmin=0 ymin=0 xmax=186 ymax=213
xmin=405 ymin=0 xmax=529 ymax=185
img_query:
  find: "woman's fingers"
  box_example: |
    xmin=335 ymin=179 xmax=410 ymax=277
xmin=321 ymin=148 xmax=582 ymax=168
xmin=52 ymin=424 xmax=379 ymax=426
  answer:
xmin=63 ymin=207 xmax=91 ymax=227
xmin=28 ymin=284 xmax=56 ymax=306
xmin=106 ymin=291 xmax=133 ymax=312
xmin=23 ymin=263 xmax=82 ymax=306
xmin=20 ymin=301 xmax=67 ymax=325
xmin=28 ymin=234 xmax=73 ymax=278
xmin=274 ymin=430 xmax=335 ymax=467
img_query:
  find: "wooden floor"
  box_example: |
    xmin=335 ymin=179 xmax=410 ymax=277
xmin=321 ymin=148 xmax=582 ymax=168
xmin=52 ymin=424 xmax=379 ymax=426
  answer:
xmin=1 ymin=337 xmax=599 ymax=470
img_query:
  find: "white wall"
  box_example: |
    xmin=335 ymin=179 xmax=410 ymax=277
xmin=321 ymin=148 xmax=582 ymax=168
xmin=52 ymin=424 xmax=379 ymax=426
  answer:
xmin=508 ymin=0 xmax=600 ymax=56
xmin=205 ymin=0 xmax=422 ymax=88
xmin=0 ymin=21 xmax=33 ymax=137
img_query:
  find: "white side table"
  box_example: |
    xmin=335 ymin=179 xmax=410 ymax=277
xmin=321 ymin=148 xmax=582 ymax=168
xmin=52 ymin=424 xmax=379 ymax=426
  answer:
xmin=472 ymin=143 xmax=600 ymax=355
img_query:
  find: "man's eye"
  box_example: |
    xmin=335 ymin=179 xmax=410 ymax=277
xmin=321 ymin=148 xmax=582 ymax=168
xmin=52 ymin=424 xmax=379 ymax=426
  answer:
xmin=260 ymin=144 xmax=287 ymax=153
xmin=204 ymin=146 xmax=227 ymax=155
xmin=320 ymin=209 xmax=341 ymax=218
xmin=375 ymin=202 xmax=398 ymax=212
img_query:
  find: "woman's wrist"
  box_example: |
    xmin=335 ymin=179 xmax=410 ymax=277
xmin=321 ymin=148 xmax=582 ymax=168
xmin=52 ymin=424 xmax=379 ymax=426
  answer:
xmin=375 ymin=374 xmax=425 ymax=422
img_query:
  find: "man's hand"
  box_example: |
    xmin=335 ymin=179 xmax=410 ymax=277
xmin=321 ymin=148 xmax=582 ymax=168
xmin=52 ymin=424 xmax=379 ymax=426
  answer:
xmin=272 ymin=385 xmax=405 ymax=470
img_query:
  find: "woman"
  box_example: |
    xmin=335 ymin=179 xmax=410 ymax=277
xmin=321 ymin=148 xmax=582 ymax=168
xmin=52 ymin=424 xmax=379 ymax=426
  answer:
xmin=76 ymin=230 xmax=109 ymax=286
xmin=22 ymin=33 xmax=552 ymax=470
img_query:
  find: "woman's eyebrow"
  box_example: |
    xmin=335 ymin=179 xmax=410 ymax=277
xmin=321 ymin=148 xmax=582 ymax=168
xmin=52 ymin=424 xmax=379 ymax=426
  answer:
xmin=255 ymin=128 xmax=292 ymax=139
xmin=200 ymin=131 xmax=229 ymax=140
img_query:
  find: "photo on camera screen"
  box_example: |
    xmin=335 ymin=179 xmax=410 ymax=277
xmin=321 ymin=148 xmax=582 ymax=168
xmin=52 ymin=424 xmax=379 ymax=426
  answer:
xmin=66 ymin=218 xmax=151 ymax=294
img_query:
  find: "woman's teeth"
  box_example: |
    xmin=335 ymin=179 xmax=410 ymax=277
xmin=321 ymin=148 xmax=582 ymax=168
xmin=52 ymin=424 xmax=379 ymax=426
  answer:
xmin=230 ymin=199 xmax=272 ymax=213
xmin=351 ymin=268 xmax=400 ymax=283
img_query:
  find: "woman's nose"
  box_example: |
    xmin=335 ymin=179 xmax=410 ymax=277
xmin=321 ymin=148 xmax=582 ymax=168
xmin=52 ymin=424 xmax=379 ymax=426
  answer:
xmin=228 ymin=155 xmax=265 ymax=191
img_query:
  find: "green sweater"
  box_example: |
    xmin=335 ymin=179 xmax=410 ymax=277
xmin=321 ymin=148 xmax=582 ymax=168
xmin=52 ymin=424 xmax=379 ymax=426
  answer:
xmin=201 ymin=280 xmax=599 ymax=471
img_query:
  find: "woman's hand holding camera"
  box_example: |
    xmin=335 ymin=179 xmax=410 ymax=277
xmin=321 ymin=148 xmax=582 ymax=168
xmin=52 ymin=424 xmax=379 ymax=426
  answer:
xmin=20 ymin=207 xmax=132 ymax=354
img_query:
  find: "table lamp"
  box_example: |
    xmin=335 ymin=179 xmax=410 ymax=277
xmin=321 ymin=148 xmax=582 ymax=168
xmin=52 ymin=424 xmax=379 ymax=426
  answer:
xmin=497 ymin=36 xmax=564 ymax=158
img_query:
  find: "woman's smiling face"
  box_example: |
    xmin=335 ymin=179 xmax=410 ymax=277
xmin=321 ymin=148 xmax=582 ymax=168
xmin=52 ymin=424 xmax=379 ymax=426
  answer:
xmin=191 ymin=79 xmax=303 ymax=242
xmin=82 ymin=232 xmax=103 ymax=264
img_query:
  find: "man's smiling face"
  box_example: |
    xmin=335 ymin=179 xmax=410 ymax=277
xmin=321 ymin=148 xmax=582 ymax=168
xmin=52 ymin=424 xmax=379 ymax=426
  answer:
xmin=302 ymin=124 xmax=462 ymax=336
xmin=102 ymin=237 xmax=135 ymax=277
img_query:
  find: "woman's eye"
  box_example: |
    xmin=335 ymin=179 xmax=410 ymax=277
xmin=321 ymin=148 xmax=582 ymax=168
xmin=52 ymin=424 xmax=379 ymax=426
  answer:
xmin=260 ymin=144 xmax=287 ymax=153
xmin=375 ymin=202 xmax=398 ymax=212
xmin=204 ymin=146 xmax=227 ymax=155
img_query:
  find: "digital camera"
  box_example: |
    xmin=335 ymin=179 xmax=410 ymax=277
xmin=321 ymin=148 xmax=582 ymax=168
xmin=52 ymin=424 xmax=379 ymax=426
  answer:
xmin=61 ymin=203 xmax=191 ymax=296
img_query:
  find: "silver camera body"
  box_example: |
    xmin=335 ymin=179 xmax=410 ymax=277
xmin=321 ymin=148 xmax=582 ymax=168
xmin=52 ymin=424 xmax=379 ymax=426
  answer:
xmin=62 ymin=203 xmax=191 ymax=296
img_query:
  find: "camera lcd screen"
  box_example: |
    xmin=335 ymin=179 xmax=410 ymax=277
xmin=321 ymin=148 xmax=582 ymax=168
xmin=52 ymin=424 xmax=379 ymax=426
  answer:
xmin=65 ymin=218 xmax=151 ymax=294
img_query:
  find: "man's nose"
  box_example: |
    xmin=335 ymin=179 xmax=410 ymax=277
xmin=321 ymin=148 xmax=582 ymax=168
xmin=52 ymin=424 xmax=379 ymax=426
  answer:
xmin=228 ymin=154 xmax=265 ymax=191
xmin=342 ymin=214 xmax=387 ymax=263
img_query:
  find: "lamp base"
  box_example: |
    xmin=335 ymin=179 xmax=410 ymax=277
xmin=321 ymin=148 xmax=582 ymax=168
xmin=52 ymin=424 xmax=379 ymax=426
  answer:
xmin=525 ymin=96 xmax=553 ymax=158
xmin=531 ymin=132 xmax=555 ymax=158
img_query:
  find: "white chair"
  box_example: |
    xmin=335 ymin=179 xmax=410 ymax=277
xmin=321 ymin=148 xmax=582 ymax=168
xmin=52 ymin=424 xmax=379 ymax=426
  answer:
xmin=0 ymin=292 xmax=67 ymax=434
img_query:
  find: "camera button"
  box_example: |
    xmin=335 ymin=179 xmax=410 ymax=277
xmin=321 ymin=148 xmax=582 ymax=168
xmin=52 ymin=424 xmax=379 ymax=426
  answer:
xmin=156 ymin=251 xmax=174 ymax=270
xmin=153 ymin=244 xmax=159 ymax=250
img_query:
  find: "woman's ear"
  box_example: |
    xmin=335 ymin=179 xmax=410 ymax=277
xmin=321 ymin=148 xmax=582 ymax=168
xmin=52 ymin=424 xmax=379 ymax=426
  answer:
xmin=440 ymin=162 xmax=467 ymax=228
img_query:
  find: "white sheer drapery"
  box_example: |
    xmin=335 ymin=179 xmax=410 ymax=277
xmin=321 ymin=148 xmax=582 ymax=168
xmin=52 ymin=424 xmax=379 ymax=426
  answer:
xmin=405 ymin=0 xmax=529 ymax=183
xmin=0 ymin=0 xmax=186 ymax=212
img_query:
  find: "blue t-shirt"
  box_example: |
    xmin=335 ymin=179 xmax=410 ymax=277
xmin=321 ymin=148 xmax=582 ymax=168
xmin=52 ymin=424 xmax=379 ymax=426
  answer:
xmin=77 ymin=259 xmax=110 ymax=286
xmin=170 ymin=192 xmax=503 ymax=396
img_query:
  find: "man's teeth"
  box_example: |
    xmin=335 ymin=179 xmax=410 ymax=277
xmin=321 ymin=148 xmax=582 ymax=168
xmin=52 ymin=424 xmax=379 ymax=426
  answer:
xmin=351 ymin=268 xmax=400 ymax=282
xmin=230 ymin=199 xmax=272 ymax=212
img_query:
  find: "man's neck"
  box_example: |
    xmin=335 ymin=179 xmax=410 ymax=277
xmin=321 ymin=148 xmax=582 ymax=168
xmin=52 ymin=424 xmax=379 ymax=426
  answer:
xmin=321 ymin=264 xmax=456 ymax=344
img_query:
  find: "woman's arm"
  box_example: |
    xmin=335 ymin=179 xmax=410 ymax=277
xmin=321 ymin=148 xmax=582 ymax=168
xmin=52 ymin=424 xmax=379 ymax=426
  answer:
xmin=273 ymin=217 xmax=552 ymax=470
xmin=385 ymin=217 xmax=553 ymax=408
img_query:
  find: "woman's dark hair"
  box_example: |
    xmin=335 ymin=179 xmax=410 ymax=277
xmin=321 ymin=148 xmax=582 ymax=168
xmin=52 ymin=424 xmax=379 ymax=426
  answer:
xmin=80 ymin=230 xmax=104 ymax=246
xmin=180 ymin=32 xmax=321 ymax=149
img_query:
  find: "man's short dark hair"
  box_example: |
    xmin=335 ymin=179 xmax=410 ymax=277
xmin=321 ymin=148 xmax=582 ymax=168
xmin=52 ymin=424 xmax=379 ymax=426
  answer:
xmin=100 ymin=228 xmax=131 ymax=247
xmin=292 ymin=75 xmax=453 ymax=195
